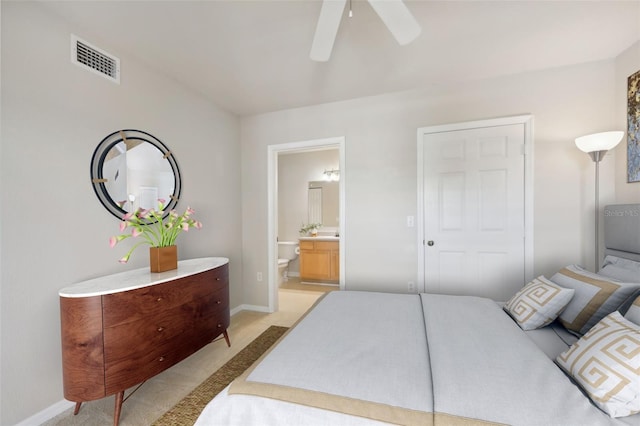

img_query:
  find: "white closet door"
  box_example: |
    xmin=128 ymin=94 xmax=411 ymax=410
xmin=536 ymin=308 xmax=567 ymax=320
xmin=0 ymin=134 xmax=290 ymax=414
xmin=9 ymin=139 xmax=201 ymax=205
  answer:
xmin=422 ymin=123 xmax=526 ymax=300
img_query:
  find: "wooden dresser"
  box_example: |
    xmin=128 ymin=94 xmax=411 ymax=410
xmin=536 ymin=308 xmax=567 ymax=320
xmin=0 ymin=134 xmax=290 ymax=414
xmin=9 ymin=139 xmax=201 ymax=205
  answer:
xmin=59 ymin=257 xmax=230 ymax=426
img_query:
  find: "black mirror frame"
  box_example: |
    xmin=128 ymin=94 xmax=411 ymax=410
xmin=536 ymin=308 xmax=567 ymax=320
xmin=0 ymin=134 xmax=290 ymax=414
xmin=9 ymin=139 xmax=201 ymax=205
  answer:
xmin=90 ymin=129 xmax=182 ymax=221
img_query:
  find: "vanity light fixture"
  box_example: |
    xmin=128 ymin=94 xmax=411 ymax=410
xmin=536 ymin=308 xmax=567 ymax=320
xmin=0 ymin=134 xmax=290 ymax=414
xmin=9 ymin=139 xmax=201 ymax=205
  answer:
xmin=323 ymin=169 xmax=340 ymax=181
xmin=575 ymin=130 xmax=624 ymax=270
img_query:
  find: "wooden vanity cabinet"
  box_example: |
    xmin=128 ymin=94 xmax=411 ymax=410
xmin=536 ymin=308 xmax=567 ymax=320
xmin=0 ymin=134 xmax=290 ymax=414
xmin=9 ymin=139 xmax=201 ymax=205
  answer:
xmin=299 ymin=240 xmax=339 ymax=283
xmin=59 ymin=258 xmax=230 ymax=426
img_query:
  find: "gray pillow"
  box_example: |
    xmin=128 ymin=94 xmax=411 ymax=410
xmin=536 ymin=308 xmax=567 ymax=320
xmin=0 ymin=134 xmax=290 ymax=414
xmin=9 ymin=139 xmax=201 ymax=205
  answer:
xmin=550 ymin=265 xmax=640 ymax=335
xmin=625 ymin=295 xmax=640 ymax=325
xmin=598 ymin=255 xmax=640 ymax=283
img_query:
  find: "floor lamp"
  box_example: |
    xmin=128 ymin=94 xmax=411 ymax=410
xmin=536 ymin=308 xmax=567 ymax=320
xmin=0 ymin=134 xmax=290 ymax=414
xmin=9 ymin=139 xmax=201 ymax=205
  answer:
xmin=575 ymin=131 xmax=624 ymax=271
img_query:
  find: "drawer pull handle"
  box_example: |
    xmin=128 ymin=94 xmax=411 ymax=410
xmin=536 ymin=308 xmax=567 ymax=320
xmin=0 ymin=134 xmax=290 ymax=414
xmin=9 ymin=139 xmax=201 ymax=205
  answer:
xmin=216 ymin=277 xmax=221 ymax=281
xmin=216 ymin=300 xmax=221 ymax=304
xmin=156 ymin=297 xmax=163 ymax=302
xmin=217 ymin=324 xmax=222 ymax=328
xmin=158 ymin=356 xmax=165 ymax=362
xmin=157 ymin=327 xmax=164 ymax=332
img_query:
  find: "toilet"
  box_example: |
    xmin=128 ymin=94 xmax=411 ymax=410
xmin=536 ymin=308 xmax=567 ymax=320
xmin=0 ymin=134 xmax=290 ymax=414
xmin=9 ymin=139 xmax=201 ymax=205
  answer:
xmin=277 ymin=241 xmax=299 ymax=286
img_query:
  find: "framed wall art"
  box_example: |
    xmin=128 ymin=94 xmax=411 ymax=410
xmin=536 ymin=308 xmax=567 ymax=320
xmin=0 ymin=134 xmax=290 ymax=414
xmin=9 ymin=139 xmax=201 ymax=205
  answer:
xmin=628 ymin=69 xmax=640 ymax=183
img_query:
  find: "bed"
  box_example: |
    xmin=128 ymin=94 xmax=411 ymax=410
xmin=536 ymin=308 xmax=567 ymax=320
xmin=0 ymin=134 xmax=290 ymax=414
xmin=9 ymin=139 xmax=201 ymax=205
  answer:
xmin=196 ymin=204 xmax=640 ymax=425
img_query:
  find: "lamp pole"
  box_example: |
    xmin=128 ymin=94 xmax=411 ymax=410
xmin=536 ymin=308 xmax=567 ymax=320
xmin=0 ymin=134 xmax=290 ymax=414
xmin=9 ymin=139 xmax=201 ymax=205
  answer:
xmin=588 ymin=150 xmax=607 ymax=271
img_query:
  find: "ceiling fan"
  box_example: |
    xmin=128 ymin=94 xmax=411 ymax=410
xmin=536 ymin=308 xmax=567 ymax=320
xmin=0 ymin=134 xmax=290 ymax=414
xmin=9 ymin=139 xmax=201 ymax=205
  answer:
xmin=310 ymin=0 xmax=422 ymax=62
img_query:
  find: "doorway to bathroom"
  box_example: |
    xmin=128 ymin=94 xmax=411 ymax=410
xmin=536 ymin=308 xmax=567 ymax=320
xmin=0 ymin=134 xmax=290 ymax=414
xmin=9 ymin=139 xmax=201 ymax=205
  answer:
xmin=267 ymin=137 xmax=345 ymax=313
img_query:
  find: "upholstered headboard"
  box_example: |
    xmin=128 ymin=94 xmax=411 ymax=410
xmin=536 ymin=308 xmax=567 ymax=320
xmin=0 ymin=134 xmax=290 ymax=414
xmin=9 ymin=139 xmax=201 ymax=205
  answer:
xmin=604 ymin=204 xmax=640 ymax=263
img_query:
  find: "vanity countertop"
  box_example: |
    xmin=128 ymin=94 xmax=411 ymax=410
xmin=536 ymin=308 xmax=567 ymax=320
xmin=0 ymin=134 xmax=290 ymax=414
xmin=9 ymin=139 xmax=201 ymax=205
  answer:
xmin=299 ymin=236 xmax=339 ymax=241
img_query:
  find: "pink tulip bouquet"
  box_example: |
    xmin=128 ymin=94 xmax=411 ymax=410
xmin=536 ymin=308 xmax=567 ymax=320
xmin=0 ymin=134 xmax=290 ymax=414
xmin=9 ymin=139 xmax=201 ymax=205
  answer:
xmin=110 ymin=199 xmax=203 ymax=264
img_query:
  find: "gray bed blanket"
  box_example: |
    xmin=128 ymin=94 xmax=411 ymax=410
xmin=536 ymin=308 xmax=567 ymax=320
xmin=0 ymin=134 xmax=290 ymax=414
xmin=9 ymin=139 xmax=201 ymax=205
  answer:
xmin=231 ymin=291 xmax=433 ymax=424
xmin=422 ymin=294 xmax=622 ymax=425
xmin=226 ymin=291 xmax=635 ymax=425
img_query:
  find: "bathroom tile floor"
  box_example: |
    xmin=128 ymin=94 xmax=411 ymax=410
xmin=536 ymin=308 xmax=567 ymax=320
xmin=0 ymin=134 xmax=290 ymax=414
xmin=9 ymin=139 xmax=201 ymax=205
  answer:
xmin=42 ymin=287 xmax=328 ymax=426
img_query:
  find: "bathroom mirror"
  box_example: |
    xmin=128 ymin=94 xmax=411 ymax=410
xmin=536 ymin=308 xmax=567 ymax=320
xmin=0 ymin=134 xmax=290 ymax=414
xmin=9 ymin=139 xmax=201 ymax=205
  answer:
xmin=308 ymin=181 xmax=339 ymax=227
xmin=90 ymin=129 xmax=181 ymax=220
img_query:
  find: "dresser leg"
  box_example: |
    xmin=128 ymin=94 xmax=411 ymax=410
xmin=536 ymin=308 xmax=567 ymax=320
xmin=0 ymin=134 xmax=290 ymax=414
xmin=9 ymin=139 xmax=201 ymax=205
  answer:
xmin=113 ymin=391 xmax=124 ymax=426
xmin=223 ymin=330 xmax=231 ymax=347
xmin=73 ymin=402 xmax=82 ymax=415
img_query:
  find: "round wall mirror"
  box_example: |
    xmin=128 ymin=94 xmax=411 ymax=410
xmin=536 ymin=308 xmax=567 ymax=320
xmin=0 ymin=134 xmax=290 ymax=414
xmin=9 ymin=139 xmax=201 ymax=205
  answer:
xmin=90 ymin=129 xmax=181 ymax=220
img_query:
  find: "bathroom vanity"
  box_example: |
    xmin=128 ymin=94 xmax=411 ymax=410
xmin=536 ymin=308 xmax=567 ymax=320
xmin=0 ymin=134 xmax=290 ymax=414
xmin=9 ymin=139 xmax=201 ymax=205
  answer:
xmin=299 ymin=237 xmax=339 ymax=283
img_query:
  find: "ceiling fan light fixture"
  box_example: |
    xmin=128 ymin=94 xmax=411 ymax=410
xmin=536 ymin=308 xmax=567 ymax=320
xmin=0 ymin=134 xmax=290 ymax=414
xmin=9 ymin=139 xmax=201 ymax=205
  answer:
xmin=310 ymin=0 xmax=421 ymax=62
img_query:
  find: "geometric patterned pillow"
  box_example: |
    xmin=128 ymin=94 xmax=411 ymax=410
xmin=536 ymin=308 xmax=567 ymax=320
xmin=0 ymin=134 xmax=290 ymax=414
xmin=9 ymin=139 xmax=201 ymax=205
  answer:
xmin=551 ymin=265 xmax=640 ymax=335
xmin=626 ymin=296 xmax=640 ymax=326
xmin=503 ymin=276 xmax=574 ymax=330
xmin=556 ymin=311 xmax=640 ymax=418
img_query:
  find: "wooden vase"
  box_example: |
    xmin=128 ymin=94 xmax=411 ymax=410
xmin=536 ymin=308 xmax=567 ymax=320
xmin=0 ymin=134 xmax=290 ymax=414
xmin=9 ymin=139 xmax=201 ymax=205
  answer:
xmin=149 ymin=245 xmax=177 ymax=273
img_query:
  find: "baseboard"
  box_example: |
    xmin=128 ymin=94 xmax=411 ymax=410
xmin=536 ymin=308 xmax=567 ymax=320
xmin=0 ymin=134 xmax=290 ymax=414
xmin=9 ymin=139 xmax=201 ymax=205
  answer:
xmin=14 ymin=399 xmax=75 ymax=426
xmin=230 ymin=303 xmax=270 ymax=315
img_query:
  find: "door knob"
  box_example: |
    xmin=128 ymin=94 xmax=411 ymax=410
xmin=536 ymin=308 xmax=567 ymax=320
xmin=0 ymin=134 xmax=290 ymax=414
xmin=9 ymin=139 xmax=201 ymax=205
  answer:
xmin=427 ymin=240 xmax=435 ymax=246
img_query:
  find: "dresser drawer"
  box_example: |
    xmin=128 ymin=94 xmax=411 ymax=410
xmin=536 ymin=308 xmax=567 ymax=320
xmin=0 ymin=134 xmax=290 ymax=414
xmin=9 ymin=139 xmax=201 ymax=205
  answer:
xmin=105 ymin=330 xmax=209 ymax=394
xmin=103 ymin=287 xmax=229 ymax=359
xmin=104 ymin=292 xmax=227 ymax=392
xmin=103 ymin=267 xmax=228 ymax=327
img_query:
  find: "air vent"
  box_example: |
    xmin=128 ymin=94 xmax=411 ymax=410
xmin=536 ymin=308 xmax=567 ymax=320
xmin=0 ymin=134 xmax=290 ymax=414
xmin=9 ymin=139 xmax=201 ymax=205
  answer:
xmin=71 ymin=35 xmax=120 ymax=84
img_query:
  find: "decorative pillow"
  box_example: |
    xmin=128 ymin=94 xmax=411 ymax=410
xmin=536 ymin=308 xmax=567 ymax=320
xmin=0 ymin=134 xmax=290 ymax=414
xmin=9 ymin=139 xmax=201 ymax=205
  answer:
xmin=619 ymin=288 xmax=640 ymax=318
xmin=503 ymin=276 xmax=574 ymax=330
xmin=550 ymin=265 xmax=640 ymax=335
xmin=556 ymin=311 xmax=640 ymax=418
xmin=599 ymin=255 xmax=640 ymax=283
xmin=625 ymin=295 xmax=640 ymax=326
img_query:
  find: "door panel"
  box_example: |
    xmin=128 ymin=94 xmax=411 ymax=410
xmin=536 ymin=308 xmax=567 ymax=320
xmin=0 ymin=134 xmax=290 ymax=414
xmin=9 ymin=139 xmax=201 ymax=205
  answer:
xmin=423 ymin=123 xmax=525 ymax=300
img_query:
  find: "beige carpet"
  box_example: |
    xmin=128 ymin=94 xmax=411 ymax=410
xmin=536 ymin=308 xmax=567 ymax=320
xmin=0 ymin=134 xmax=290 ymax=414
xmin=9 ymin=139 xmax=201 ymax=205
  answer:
xmin=151 ymin=325 xmax=288 ymax=426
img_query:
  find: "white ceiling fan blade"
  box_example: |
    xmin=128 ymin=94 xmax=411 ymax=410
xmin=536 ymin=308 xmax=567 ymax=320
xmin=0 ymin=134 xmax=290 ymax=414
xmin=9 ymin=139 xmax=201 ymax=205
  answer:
xmin=310 ymin=0 xmax=347 ymax=62
xmin=367 ymin=0 xmax=421 ymax=45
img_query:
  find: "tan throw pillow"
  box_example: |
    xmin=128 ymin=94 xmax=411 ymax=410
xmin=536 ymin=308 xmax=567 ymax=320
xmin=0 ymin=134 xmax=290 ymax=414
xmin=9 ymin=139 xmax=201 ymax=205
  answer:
xmin=551 ymin=265 xmax=640 ymax=335
xmin=556 ymin=311 xmax=640 ymax=418
xmin=503 ymin=276 xmax=574 ymax=330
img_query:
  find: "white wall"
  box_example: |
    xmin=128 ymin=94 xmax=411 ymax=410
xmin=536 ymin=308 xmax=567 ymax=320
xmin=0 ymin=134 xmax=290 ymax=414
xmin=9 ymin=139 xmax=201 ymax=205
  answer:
xmin=615 ymin=41 xmax=640 ymax=203
xmin=241 ymin=60 xmax=623 ymax=307
xmin=0 ymin=3 xmax=241 ymax=424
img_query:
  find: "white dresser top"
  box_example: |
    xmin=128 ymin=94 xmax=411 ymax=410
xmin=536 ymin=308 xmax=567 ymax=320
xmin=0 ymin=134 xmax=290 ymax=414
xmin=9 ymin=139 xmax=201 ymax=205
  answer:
xmin=59 ymin=257 xmax=229 ymax=298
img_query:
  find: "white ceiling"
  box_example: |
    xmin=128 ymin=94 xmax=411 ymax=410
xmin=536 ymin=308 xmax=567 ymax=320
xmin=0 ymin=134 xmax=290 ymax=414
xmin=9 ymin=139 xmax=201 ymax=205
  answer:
xmin=39 ymin=0 xmax=640 ymax=116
